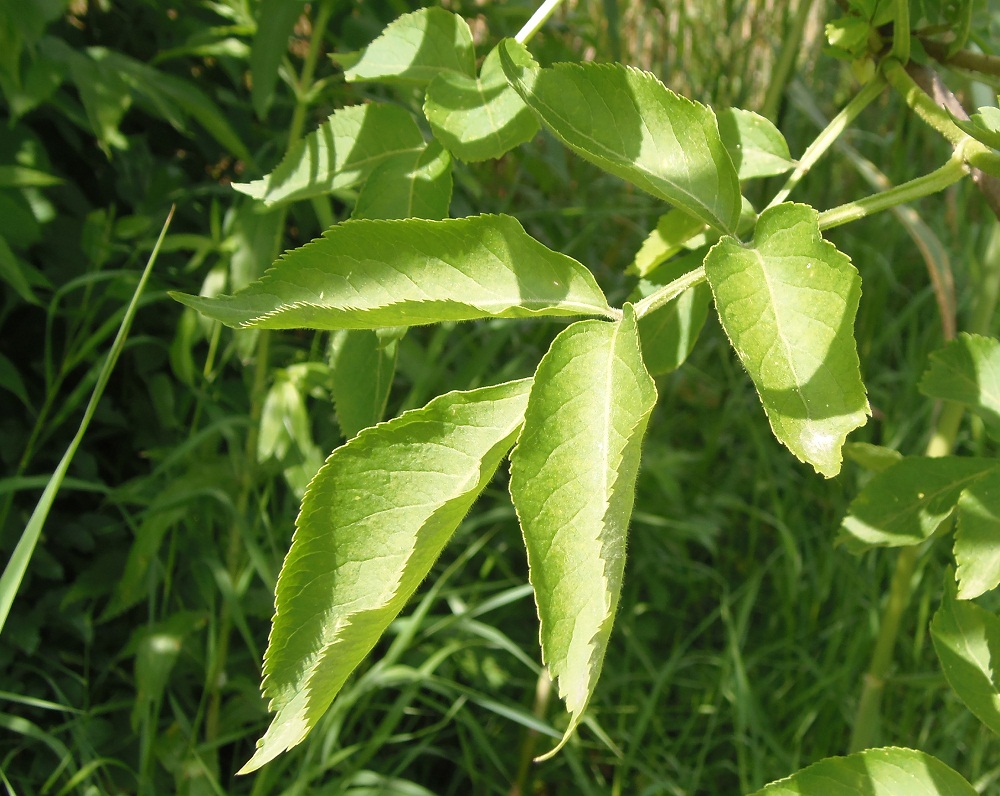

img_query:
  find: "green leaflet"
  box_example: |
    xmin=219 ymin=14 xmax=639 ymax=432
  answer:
xmin=839 ymin=456 xmax=998 ymax=548
xmin=920 ymin=333 xmax=1000 ymax=438
xmin=705 ymin=203 xmax=869 ymax=477
xmin=509 ymin=305 xmax=656 ymax=758
xmin=250 ymin=0 xmax=305 ymax=120
xmin=955 ymin=472 xmax=1000 ymax=598
xmin=932 ymin=579 xmax=1000 ymax=736
xmin=170 ymin=215 xmax=613 ymax=330
xmin=329 ymin=329 xmax=399 ymax=440
xmin=352 ymin=140 xmax=453 ymax=222
xmin=423 ymin=40 xmax=539 ymax=162
xmin=240 ymin=379 xmax=533 ymax=773
xmin=341 ymin=7 xmax=475 ymax=86
xmin=716 ymin=107 xmax=795 ymax=181
xmin=629 ymin=210 xmax=707 ymax=278
xmin=952 ymin=102 xmax=1000 ymax=151
xmin=748 ymin=747 xmax=977 ymax=795
xmin=233 ymin=104 xmax=425 ymax=207
xmin=498 ymin=40 xmax=741 ymax=234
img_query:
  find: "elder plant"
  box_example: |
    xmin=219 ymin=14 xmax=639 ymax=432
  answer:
xmin=174 ymin=0 xmax=1000 ymax=790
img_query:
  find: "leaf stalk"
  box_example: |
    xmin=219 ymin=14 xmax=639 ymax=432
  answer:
xmin=515 ymin=0 xmax=567 ymax=45
xmin=631 ymin=265 xmax=707 ymax=320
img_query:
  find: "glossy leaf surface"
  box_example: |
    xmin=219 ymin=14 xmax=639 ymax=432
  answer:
xmin=509 ymin=306 xmax=656 ymax=757
xmin=241 ymin=379 xmax=533 ymax=772
xmin=705 ymin=203 xmax=868 ymax=476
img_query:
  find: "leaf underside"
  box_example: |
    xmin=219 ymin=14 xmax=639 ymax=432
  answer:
xmin=509 ymin=305 xmax=656 ymax=758
xmin=240 ymin=379 xmax=533 ymax=773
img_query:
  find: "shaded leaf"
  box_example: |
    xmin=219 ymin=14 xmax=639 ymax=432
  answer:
xmin=920 ymin=333 xmax=1000 ymax=437
xmin=840 ymin=456 xmax=997 ymax=548
xmin=342 ymin=7 xmax=475 ymax=86
xmin=749 ymin=746 xmax=976 ymax=795
xmin=955 ymin=472 xmax=1000 ymax=598
xmin=843 ymin=442 xmax=903 ymax=474
xmin=499 ymin=40 xmax=741 ymax=233
xmin=251 ymin=0 xmax=305 ymax=120
xmin=717 ymin=107 xmax=794 ymax=180
xmin=353 ymin=140 xmax=452 ymax=221
xmin=171 ymin=214 xmax=612 ymax=330
xmin=330 ymin=329 xmax=399 ymax=439
xmin=509 ymin=305 xmax=656 ymax=757
xmin=241 ymin=379 xmax=533 ymax=772
xmin=234 ymin=104 xmax=425 ymax=207
xmin=629 ymin=210 xmax=706 ymax=278
xmin=705 ymin=203 xmax=869 ymax=477
xmin=424 ymin=40 xmax=539 ymax=162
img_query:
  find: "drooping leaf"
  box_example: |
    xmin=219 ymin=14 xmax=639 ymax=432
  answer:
xmin=840 ymin=456 xmax=998 ymax=548
xmin=499 ymin=40 xmax=741 ymax=233
xmin=509 ymin=305 xmax=657 ymax=758
xmin=423 ymin=40 xmax=539 ymax=162
xmin=329 ymin=328 xmax=399 ymax=439
xmin=705 ymin=203 xmax=869 ymax=477
xmin=353 ymin=140 xmax=452 ymax=221
xmin=251 ymin=0 xmax=305 ymax=120
xmin=629 ymin=210 xmax=706 ymax=278
xmin=717 ymin=107 xmax=794 ymax=180
xmin=931 ymin=578 xmax=1000 ymax=736
xmin=241 ymin=379 xmax=533 ymax=773
xmin=234 ymin=104 xmax=425 ymax=207
xmin=749 ymin=747 xmax=977 ymax=795
xmin=341 ymin=7 xmax=475 ymax=86
xmin=920 ymin=333 xmax=1000 ymax=437
xmin=171 ymin=214 xmax=612 ymax=330
xmin=955 ymin=471 xmax=1000 ymax=598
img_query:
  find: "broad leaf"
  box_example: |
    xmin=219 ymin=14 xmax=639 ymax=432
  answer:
xmin=840 ymin=456 xmax=998 ymax=548
xmin=931 ymin=579 xmax=1000 ymax=736
xmin=717 ymin=107 xmax=794 ymax=181
xmin=241 ymin=379 xmax=533 ymax=773
xmin=424 ymin=40 xmax=539 ymax=162
xmin=353 ymin=140 xmax=452 ymax=221
xmin=171 ymin=214 xmax=612 ymax=330
xmin=629 ymin=210 xmax=706 ymax=277
xmin=509 ymin=305 xmax=656 ymax=757
xmin=341 ymin=7 xmax=475 ymax=86
xmin=234 ymin=104 xmax=425 ymax=207
xmin=843 ymin=442 xmax=903 ymax=474
xmin=329 ymin=329 xmax=399 ymax=440
xmin=749 ymin=747 xmax=976 ymax=795
xmin=705 ymin=203 xmax=869 ymax=477
xmin=920 ymin=333 xmax=1000 ymax=437
xmin=499 ymin=40 xmax=741 ymax=234
xmin=955 ymin=472 xmax=1000 ymax=598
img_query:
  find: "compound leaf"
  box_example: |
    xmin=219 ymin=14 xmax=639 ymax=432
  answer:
xmin=920 ymin=333 xmax=1000 ymax=438
xmin=240 ymin=379 xmax=533 ymax=773
xmin=509 ymin=305 xmax=656 ymax=758
xmin=499 ymin=40 xmax=741 ymax=234
xmin=171 ymin=215 xmax=612 ymax=330
xmin=234 ymin=104 xmax=425 ymax=206
xmin=749 ymin=747 xmax=976 ymax=795
xmin=705 ymin=203 xmax=869 ymax=477
xmin=424 ymin=40 xmax=539 ymax=162
xmin=353 ymin=140 xmax=453 ymax=222
xmin=955 ymin=471 xmax=1000 ymax=599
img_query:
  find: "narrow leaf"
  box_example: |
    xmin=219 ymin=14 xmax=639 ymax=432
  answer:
xmin=329 ymin=329 xmax=399 ymax=439
xmin=234 ymin=105 xmax=425 ymax=207
xmin=705 ymin=203 xmax=869 ymax=477
xmin=241 ymin=379 xmax=533 ymax=773
xmin=171 ymin=214 xmax=612 ymax=330
xmin=717 ymin=107 xmax=794 ymax=180
xmin=840 ymin=456 xmax=998 ymax=548
xmin=353 ymin=140 xmax=453 ymax=222
xmin=342 ymin=7 xmax=475 ymax=86
xmin=955 ymin=472 xmax=1000 ymax=598
xmin=749 ymin=747 xmax=977 ymax=795
xmin=509 ymin=305 xmax=657 ymax=757
xmin=499 ymin=40 xmax=741 ymax=233
xmin=423 ymin=40 xmax=539 ymax=162
xmin=920 ymin=333 xmax=1000 ymax=437
xmin=251 ymin=0 xmax=305 ymax=120
xmin=932 ymin=579 xmax=1000 ymax=736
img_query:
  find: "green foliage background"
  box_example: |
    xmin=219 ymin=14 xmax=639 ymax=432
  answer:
xmin=2 ymin=1 xmax=1000 ymax=794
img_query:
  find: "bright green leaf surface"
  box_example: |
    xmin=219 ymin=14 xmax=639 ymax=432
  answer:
xmin=840 ymin=457 xmax=998 ymax=548
xmin=241 ymin=379 xmax=533 ymax=773
xmin=509 ymin=305 xmax=656 ymax=757
xmin=353 ymin=140 xmax=453 ymax=221
xmin=705 ymin=203 xmax=869 ymax=477
xmin=920 ymin=333 xmax=1000 ymax=435
xmin=234 ymin=104 xmax=425 ymax=206
xmin=630 ymin=210 xmax=707 ymax=277
xmin=932 ymin=580 xmax=1000 ymax=736
xmin=953 ymin=104 xmax=1000 ymax=151
xmin=717 ymin=107 xmax=794 ymax=180
xmin=499 ymin=40 xmax=741 ymax=233
xmin=424 ymin=40 xmax=539 ymax=162
xmin=171 ymin=215 xmax=613 ymax=330
xmin=343 ymin=7 xmax=475 ymax=86
xmin=329 ymin=329 xmax=399 ymax=440
xmin=955 ymin=472 xmax=1000 ymax=598
xmin=749 ymin=747 xmax=977 ymax=795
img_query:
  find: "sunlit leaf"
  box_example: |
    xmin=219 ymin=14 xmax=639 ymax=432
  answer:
xmin=705 ymin=203 xmax=869 ymax=476
xmin=955 ymin=472 xmax=1000 ymax=598
xmin=509 ymin=305 xmax=656 ymax=758
xmin=171 ymin=214 xmax=612 ymax=330
xmin=499 ymin=40 xmax=741 ymax=233
xmin=717 ymin=107 xmax=794 ymax=180
xmin=241 ymin=379 xmax=533 ymax=772
xmin=920 ymin=333 xmax=1000 ymax=437
xmin=952 ymin=103 xmax=1000 ymax=151
xmin=353 ymin=140 xmax=452 ymax=221
xmin=629 ymin=210 xmax=706 ymax=278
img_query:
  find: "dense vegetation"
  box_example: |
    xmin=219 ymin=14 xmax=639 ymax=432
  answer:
xmin=3 ymin=1 xmax=1000 ymax=794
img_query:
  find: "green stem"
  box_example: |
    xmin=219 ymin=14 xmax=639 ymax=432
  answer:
xmin=881 ymin=58 xmax=967 ymax=147
xmin=631 ymin=265 xmax=707 ymax=319
xmin=891 ymin=0 xmax=910 ymax=64
xmin=817 ymin=155 xmax=968 ymax=230
xmin=767 ymin=75 xmax=886 ymax=209
xmin=921 ymin=40 xmax=1000 ymax=77
xmin=515 ymin=0 xmax=567 ymax=44
xmin=760 ymin=0 xmax=814 ymax=121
